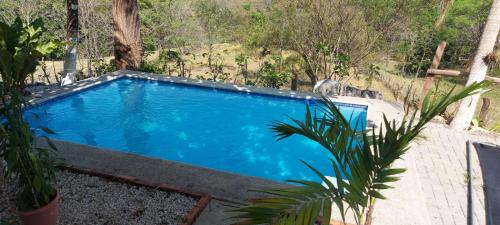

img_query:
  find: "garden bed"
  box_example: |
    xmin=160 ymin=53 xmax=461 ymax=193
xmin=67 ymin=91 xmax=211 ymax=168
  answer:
xmin=0 ymin=169 xmax=209 ymax=225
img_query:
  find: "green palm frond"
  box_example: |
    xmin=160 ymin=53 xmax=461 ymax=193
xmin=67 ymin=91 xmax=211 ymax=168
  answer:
xmin=234 ymin=81 xmax=490 ymax=225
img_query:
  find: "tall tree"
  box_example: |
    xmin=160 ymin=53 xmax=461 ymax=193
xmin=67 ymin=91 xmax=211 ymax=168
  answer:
xmin=112 ymin=0 xmax=141 ymax=70
xmin=62 ymin=0 xmax=78 ymax=85
xmin=450 ymin=0 xmax=500 ymax=130
xmin=264 ymin=0 xmax=378 ymax=87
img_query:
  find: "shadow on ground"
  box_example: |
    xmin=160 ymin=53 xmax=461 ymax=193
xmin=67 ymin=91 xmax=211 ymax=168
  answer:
xmin=474 ymin=142 xmax=500 ymax=225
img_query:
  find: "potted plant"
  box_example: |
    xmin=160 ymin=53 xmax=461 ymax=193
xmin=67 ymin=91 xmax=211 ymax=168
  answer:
xmin=0 ymin=18 xmax=59 ymax=225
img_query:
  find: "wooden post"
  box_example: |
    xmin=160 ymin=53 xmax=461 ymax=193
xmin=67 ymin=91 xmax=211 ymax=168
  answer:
xmin=291 ymin=70 xmax=298 ymax=91
xmin=479 ymin=97 xmax=491 ymax=122
xmin=419 ymin=41 xmax=447 ymax=110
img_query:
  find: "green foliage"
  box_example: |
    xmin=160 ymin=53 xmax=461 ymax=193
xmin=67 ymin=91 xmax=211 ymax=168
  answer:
xmin=0 ymin=0 xmax=490 ymax=82
xmin=399 ymin=0 xmax=491 ymax=76
xmin=0 ymin=18 xmax=59 ymax=212
xmin=0 ymin=17 xmax=57 ymax=91
xmin=235 ymin=53 xmax=250 ymax=84
xmin=0 ymin=90 xmax=59 ymax=211
xmin=140 ymin=59 xmax=165 ymax=74
xmin=0 ymin=0 xmax=66 ymax=59
xmin=160 ymin=49 xmax=191 ymax=77
xmin=491 ymin=124 xmax=500 ymax=132
xmin=140 ymin=49 xmax=192 ymax=77
xmin=193 ymin=0 xmax=237 ymax=44
xmin=258 ymin=57 xmax=289 ymax=89
xmin=92 ymin=58 xmax=116 ymax=76
xmin=367 ymin=64 xmax=381 ymax=89
xmin=0 ymin=217 xmax=17 ymax=225
xmin=242 ymin=2 xmax=252 ymax=11
xmin=332 ymin=53 xmax=350 ymax=80
xmin=159 ymin=50 xmax=182 ymax=62
xmin=233 ymin=81 xmax=490 ymax=225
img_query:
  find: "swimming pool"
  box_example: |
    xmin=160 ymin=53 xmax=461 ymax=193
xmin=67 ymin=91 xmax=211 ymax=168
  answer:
xmin=26 ymin=77 xmax=367 ymax=182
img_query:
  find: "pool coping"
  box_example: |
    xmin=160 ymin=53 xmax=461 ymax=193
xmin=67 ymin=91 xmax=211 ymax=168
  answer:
xmin=35 ymin=138 xmax=293 ymax=203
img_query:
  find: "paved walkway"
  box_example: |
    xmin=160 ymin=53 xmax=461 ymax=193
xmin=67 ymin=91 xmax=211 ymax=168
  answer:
xmin=410 ymin=123 xmax=500 ymax=225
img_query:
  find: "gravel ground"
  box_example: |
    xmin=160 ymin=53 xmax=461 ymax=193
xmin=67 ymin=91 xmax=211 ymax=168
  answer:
xmin=0 ymin=170 xmax=198 ymax=225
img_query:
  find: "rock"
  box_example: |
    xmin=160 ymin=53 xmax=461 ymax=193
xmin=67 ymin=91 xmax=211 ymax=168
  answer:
xmin=361 ymin=89 xmax=383 ymax=100
xmin=313 ymin=79 xmax=341 ymax=96
xmin=344 ymin=86 xmax=362 ymax=97
xmin=314 ymin=79 xmax=383 ymax=100
xmin=61 ymin=73 xmax=77 ymax=86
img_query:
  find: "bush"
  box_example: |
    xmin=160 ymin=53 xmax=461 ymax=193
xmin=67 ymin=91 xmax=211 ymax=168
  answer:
xmin=140 ymin=59 xmax=164 ymax=74
xmin=92 ymin=58 xmax=116 ymax=76
xmin=258 ymin=59 xmax=289 ymax=89
xmin=0 ymin=18 xmax=57 ymax=91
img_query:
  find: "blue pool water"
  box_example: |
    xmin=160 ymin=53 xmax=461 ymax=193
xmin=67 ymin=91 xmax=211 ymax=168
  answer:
xmin=26 ymin=77 xmax=367 ymax=182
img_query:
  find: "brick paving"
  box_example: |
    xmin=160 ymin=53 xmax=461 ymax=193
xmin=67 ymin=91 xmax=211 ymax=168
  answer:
xmin=410 ymin=122 xmax=500 ymax=225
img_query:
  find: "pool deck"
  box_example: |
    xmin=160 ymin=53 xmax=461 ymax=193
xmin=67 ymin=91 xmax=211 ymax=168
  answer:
xmin=28 ymin=70 xmax=499 ymax=225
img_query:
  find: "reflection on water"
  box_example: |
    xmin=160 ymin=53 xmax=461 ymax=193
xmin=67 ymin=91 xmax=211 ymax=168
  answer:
xmin=119 ymin=82 xmax=150 ymax=153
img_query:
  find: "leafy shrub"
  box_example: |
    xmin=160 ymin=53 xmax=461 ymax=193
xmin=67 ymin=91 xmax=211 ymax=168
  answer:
xmin=140 ymin=59 xmax=164 ymax=74
xmin=92 ymin=58 xmax=116 ymax=76
xmin=235 ymin=53 xmax=250 ymax=84
xmin=258 ymin=58 xmax=289 ymax=89
xmin=0 ymin=18 xmax=57 ymax=91
xmin=159 ymin=50 xmax=181 ymax=62
xmin=366 ymin=63 xmax=381 ymax=88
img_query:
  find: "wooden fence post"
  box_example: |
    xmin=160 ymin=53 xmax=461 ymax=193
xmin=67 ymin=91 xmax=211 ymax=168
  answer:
xmin=479 ymin=97 xmax=491 ymax=122
xmin=419 ymin=41 xmax=447 ymax=110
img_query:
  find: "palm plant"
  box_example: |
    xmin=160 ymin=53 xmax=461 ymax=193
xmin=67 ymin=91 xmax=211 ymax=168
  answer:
xmin=233 ymin=81 xmax=490 ymax=225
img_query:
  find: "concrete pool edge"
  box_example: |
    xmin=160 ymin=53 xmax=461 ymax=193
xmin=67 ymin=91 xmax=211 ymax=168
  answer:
xmin=36 ymin=138 xmax=292 ymax=203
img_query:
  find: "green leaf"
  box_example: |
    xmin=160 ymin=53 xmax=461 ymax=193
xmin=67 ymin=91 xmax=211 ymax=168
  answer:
xmin=378 ymin=176 xmax=400 ymax=183
xmin=40 ymin=127 xmax=56 ymax=135
xmin=372 ymin=183 xmax=393 ymax=189
xmin=380 ymin=168 xmax=407 ymax=176
xmin=368 ymin=190 xmax=386 ymax=200
xmin=33 ymin=176 xmax=41 ymax=192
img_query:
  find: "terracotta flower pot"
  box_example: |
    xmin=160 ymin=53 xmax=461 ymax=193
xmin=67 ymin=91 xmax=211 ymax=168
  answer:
xmin=17 ymin=190 xmax=60 ymax=225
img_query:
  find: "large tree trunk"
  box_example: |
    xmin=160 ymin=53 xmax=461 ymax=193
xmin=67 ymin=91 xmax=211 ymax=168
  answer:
xmin=62 ymin=0 xmax=78 ymax=86
xmin=450 ymin=0 xmax=500 ymax=130
xmin=301 ymin=54 xmax=318 ymax=87
xmin=112 ymin=0 xmax=142 ymax=70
